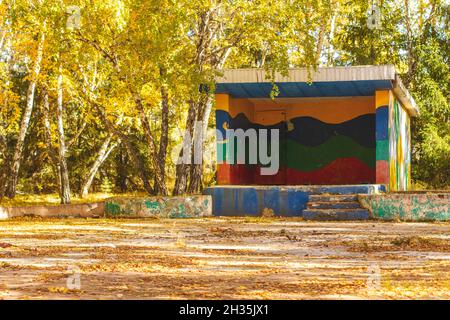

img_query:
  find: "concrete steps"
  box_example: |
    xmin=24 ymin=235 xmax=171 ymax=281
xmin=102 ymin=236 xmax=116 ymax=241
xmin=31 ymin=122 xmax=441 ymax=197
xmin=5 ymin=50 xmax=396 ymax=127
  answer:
xmin=308 ymin=201 xmax=361 ymax=209
xmin=304 ymin=194 xmax=369 ymax=220
xmin=303 ymin=209 xmax=370 ymax=220
xmin=308 ymin=194 xmax=358 ymax=202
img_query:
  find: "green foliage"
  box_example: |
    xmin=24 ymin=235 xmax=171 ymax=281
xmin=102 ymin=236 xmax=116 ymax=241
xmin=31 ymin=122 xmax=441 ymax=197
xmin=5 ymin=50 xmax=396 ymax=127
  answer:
xmin=100 ymin=177 xmax=114 ymax=194
xmin=330 ymin=0 xmax=449 ymax=188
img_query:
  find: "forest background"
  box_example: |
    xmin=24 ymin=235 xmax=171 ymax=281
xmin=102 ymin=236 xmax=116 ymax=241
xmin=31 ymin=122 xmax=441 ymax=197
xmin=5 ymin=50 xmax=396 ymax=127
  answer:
xmin=0 ymin=0 xmax=448 ymax=204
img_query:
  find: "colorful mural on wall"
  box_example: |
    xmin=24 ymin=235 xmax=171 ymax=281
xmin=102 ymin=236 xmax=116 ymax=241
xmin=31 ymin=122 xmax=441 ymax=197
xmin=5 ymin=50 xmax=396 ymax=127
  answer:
xmin=389 ymin=98 xmax=411 ymax=191
xmin=215 ymin=94 xmax=376 ymax=185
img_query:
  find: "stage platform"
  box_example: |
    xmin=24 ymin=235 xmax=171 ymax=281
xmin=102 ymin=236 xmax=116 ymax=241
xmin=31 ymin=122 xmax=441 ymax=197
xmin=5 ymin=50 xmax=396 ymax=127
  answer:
xmin=203 ymin=184 xmax=386 ymax=219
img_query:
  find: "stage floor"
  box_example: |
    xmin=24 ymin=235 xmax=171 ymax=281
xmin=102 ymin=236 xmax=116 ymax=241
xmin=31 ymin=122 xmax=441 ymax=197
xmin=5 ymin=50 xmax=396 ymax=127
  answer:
xmin=204 ymin=184 xmax=386 ymax=217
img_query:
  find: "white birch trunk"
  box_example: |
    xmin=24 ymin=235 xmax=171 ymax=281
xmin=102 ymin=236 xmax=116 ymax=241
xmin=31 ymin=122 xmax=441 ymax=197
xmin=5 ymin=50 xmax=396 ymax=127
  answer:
xmin=80 ymin=135 xmax=116 ymax=198
xmin=7 ymin=21 xmax=46 ymax=198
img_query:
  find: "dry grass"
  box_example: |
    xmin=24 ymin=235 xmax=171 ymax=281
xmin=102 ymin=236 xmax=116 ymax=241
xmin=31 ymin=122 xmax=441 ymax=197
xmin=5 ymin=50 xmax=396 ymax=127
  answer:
xmin=0 ymin=192 xmax=148 ymax=207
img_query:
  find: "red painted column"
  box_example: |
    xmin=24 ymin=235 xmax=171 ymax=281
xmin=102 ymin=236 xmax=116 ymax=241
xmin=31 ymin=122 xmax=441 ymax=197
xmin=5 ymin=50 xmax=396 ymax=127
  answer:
xmin=215 ymin=94 xmax=231 ymax=185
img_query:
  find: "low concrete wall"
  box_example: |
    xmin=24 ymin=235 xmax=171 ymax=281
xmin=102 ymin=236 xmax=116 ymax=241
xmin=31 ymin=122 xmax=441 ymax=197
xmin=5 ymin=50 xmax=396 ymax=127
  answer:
xmin=0 ymin=202 xmax=104 ymax=220
xmin=0 ymin=195 xmax=213 ymax=219
xmin=104 ymin=195 xmax=212 ymax=218
xmin=204 ymin=185 xmax=385 ymax=217
xmin=359 ymin=193 xmax=450 ymax=221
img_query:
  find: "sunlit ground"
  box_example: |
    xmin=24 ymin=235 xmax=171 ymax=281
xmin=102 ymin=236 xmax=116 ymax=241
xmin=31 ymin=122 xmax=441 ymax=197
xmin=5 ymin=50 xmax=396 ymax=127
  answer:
xmin=0 ymin=217 xmax=449 ymax=299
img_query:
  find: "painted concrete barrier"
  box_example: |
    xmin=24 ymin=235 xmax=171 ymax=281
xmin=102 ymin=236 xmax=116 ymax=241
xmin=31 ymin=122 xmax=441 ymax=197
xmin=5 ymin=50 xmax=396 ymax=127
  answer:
xmin=0 ymin=202 xmax=104 ymax=220
xmin=104 ymin=195 xmax=212 ymax=218
xmin=359 ymin=193 xmax=450 ymax=221
xmin=204 ymin=185 xmax=385 ymax=217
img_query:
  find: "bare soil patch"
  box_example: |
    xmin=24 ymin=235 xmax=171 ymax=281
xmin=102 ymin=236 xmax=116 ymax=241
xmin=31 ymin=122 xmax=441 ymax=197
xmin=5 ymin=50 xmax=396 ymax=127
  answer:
xmin=0 ymin=218 xmax=448 ymax=299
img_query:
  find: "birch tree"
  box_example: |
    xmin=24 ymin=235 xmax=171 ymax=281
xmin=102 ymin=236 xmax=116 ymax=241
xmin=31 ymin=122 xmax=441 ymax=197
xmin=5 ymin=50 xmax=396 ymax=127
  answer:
xmin=6 ymin=13 xmax=46 ymax=198
xmin=80 ymin=133 xmax=117 ymax=198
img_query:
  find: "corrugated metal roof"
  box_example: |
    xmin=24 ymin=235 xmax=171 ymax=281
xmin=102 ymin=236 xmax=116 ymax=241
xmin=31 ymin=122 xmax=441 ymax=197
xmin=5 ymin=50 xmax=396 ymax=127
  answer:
xmin=215 ymin=65 xmax=419 ymax=116
xmin=216 ymin=65 xmax=397 ymax=83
